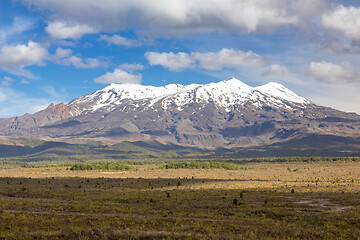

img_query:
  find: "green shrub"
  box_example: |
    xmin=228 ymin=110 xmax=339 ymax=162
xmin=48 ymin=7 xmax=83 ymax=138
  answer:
xmin=160 ymin=161 xmax=244 ymax=170
xmin=70 ymin=162 xmax=138 ymax=171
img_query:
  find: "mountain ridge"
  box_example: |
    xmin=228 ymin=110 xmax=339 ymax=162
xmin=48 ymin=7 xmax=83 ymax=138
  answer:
xmin=0 ymin=78 xmax=359 ymax=149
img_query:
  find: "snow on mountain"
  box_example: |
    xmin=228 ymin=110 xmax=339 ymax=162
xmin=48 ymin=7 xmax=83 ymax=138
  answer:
xmin=69 ymin=78 xmax=311 ymax=114
xmin=255 ymin=82 xmax=310 ymax=105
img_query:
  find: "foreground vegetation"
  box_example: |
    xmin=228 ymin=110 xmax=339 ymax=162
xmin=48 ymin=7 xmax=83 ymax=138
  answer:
xmin=0 ymin=161 xmax=359 ymax=239
xmin=160 ymin=161 xmax=249 ymax=170
xmin=70 ymin=162 xmax=138 ymax=171
xmin=2 ymin=155 xmax=360 ymax=170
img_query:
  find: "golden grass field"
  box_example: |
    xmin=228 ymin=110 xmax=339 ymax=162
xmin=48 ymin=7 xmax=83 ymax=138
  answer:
xmin=0 ymin=161 xmax=359 ymax=239
xmin=1 ymin=161 xmax=359 ymax=191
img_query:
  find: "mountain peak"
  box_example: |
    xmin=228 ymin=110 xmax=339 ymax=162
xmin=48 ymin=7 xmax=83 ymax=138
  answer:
xmin=222 ymin=77 xmax=251 ymax=88
xmin=102 ymin=82 xmax=140 ymax=91
xmin=255 ymin=82 xmax=310 ymax=105
xmin=224 ymin=77 xmax=241 ymax=83
xmin=261 ymin=81 xmax=285 ymax=88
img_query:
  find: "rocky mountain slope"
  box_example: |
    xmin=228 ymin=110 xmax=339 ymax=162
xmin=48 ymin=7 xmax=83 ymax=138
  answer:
xmin=0 ymin=78 xmax=359 ymax=148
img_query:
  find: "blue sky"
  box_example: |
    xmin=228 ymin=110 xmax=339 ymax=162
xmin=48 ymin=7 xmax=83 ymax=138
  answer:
xmin=0 ymin=0 xmax=360 ymax=117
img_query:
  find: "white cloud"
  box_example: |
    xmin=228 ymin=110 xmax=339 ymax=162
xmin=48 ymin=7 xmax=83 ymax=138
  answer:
xmin=145 ymin=49 xmax=267 ymax=71
xmin=322 ymin=6 xmax=360 ymax=41
xmin=99 ymin=34 xmax=140 ymax=47
xmin=145 ymin=52 xmax=195 ymax=71
xmin=309 ymin=61 xmax=359 ymax=83
xmin=194 ymin=49 xmax=267 ymax=70
xmin=51 ymin=48 xmax=102 ymax=69
xmin=21 ymin=0 xmax=329 ymax=37
xmin=94 ymin=68 xmax=142 ymax=84
xmin=62 ymin=56 xmax=102 ymax=69
xmin=0 ymin=41 xmax=48 ymax=77
xmin=262 ymin=64 xmax=296 ymax=76
xmin=54 ymin=47 xmax=72 ymax=59
xmin=119 ymin=63 xmax=144 ymax=72
xmin=46 ymin=21 xmax=98 ymax=39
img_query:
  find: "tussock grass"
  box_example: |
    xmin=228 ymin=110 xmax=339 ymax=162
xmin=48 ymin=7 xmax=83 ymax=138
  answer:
xmin=0 ymin=171 xmax=359 ymax=239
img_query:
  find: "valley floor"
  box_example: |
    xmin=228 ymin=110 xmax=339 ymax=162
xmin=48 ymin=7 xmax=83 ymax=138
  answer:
xmin=0 ymin=162 xmax=359 ymax=239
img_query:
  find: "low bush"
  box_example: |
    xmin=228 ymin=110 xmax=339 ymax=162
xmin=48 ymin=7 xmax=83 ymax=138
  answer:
xmin=70 ymin=162 xmax=138 ymax=171
xmin=160 ymin=161 xmax=244 ymax=170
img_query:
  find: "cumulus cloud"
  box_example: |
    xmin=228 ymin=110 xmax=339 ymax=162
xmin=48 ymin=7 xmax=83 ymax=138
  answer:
xmin=0 ymin=41 xmax=48 ymax=77
xmin=145 ymin=49 xmax=267 ymax=71
xmin=262 ymin=64 xmax=296 ymax=76
xmin=318 ymin=5 xmax=360 ymax=53
xmin=94 ymin=68 xmax=142 ymax=84
xmin=194 ymin=49 xmax=267 ymax=70
xmin=46 ymin=21 xmax=98 ymax=39
xmin=51 ymin=47 xmax=103 ymax=69
xmin=53 ymin=47 xmax=72 ymax=59
xmin=0 ymin=45 xmax=104 ymax=72
xmin=20 ymin=0 xmax=329 ymax=37
xmin=309 ymin=61 xmax=359 ymax=83
xmin=146 ymin=52 xmax=195 ymax=71
xmin=322 ymin=6 xmax=360 ymax=41
xmin=99 ymin=34 xmax=140 ymax=47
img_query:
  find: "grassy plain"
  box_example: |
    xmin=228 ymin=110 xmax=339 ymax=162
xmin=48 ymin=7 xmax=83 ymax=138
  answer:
xmin=0 ymin=161 xmax=359 ymax=239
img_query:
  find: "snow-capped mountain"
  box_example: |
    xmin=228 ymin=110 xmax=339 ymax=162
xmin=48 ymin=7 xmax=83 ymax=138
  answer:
xmin=68 ymin=78 xmax=310 ymax=115
xmin=0 ymin=78 xmax=359 ymax=148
